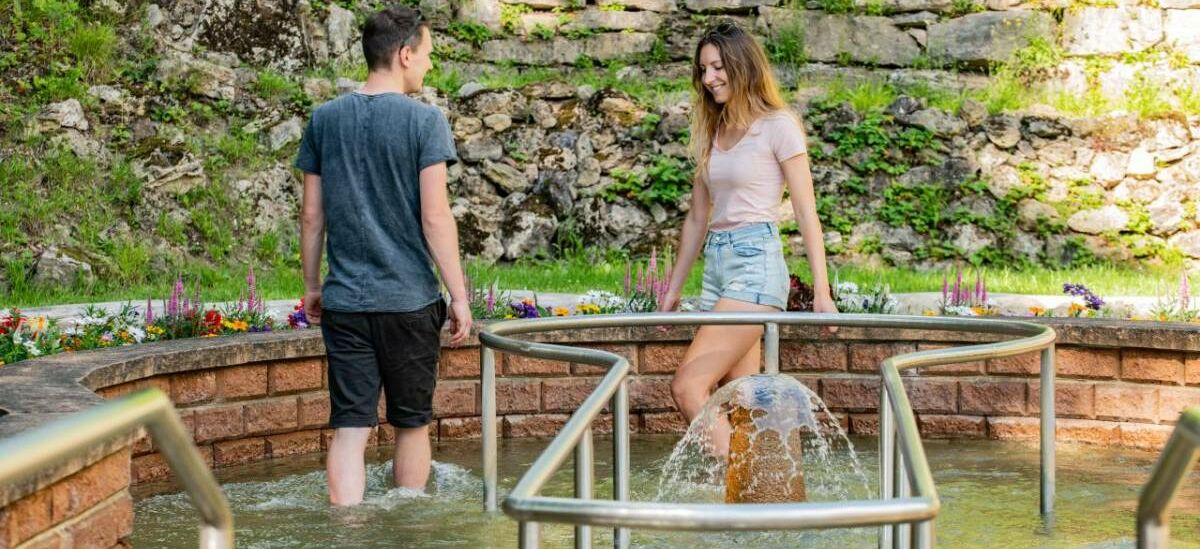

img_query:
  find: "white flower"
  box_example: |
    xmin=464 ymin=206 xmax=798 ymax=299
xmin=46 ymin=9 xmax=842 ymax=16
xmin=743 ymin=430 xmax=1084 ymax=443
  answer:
xmin=944 ymin=305 xmax=977 ymax=316
xmin=23 ymin=340 xmax=41 ymax=357
xmin=836 ymin=281 xmax=859 ymax=295
xmin=127 ymin=326 xmax=146 ymax=343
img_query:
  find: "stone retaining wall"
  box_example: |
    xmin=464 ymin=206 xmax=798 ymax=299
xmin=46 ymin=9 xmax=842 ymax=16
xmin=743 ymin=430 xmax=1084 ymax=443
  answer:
xmin=3 ymin=319 xmax=1200 ymax=546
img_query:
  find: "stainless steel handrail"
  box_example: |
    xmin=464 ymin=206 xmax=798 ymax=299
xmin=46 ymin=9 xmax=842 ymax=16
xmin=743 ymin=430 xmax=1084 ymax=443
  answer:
xmin=478 ymin=312 xmax=1057 ymax=549
xmin=0 ymin=389 xmax=233 ymax=549
xmin=1138 ymin=407 xmax=1200 ymax=549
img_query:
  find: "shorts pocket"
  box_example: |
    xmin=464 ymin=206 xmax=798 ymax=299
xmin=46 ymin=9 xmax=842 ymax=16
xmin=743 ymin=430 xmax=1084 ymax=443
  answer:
xmin=732 ymin=243 xmax=763 ymax=257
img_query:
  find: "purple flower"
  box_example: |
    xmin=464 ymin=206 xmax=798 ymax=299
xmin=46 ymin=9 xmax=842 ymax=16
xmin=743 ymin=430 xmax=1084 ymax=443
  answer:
xmin=1063 ymin=283 xmax=1105 ymax=310
xmin=145 ymin=298 xmax=154 ymax=324
xmin=1181 ymin=273 xmax=1191 ymax=312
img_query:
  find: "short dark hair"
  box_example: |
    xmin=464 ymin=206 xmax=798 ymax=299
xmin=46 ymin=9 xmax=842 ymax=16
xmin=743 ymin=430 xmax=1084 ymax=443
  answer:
xmin=362 ymin=6 xmax=427 ymax=72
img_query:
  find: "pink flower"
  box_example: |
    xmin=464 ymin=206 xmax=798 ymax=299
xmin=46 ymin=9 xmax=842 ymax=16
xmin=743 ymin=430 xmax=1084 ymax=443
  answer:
xmin=1181 ymin=272 xmax=1191 ymax=312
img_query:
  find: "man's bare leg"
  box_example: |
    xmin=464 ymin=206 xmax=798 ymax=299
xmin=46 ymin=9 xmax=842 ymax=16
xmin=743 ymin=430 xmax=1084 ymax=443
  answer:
xmin=392 ymin=424 xmax=432 ymax=490
xmin=328 ymin=427 xmax=373 ymax=506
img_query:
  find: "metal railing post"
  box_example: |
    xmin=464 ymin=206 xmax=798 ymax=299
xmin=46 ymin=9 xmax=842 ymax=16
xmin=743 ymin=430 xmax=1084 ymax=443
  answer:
xmin=763 ymin=322 xmax=780 ymax=375
xmin=893 ymin=431 xmax=911 ymax=549
xmin=482 ymin=347 xmax=498 ymax=512
xmin=1039 ymin=345 xmax=1056 ymax=519
xmin=613 ymin=378 xmax=631 ymax=549
xmin=519 ymin=521 xmax=540 ymax=549
xmin=575 ymin=427 xmax=594 ymax=549
xmin=879 ymin=385 xmax=895 ymax=549
xmin=1137 ymin=408 xmax=1200 ymax=549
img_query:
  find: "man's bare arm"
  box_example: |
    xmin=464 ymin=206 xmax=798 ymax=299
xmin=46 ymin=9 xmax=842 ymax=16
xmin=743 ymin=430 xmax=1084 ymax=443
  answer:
xmin=419 ymin=162 xmax=472 ymax=344
xmin=300 ymin=172 xmax=325 ymax=323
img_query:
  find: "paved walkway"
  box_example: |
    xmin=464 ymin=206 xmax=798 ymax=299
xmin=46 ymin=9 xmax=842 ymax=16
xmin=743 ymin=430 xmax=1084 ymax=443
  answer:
xmin=15 ymin=290 xmax=1167 ymax=328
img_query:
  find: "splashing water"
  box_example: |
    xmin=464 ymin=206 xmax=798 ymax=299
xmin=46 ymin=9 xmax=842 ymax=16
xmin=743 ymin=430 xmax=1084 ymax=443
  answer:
xmin=656 ymin=374 xmax=871 ymax=504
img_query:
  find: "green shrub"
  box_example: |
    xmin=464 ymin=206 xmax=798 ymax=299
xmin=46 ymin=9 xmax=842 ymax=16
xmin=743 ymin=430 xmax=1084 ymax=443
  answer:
xmin=68 ymin=22 xmax=117 ymax=79
xmin=448 ymin=21 xmax=492 ymax=46
xmin=604 ymin=155 xmax=693 ymax=207
xmin=766 ymin=18 xmax=806 ymax=66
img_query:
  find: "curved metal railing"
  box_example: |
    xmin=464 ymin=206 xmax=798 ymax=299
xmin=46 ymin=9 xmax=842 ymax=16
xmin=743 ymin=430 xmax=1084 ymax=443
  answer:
xmin=1138 ymin=407 xmax=1200 ymax=549
xmin=478 ymin=312 xmax=1057 ymax=549
xmin=0 ymin=389 xmax=233 ymax=548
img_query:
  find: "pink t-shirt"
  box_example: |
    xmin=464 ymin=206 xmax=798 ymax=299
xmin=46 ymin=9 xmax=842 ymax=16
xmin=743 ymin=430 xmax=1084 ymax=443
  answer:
xmin=706 ymin=111 xmax=808 ymax=230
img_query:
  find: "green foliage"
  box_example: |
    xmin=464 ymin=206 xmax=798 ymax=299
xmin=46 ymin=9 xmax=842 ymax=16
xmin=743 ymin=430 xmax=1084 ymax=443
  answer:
xmin=448 ymin=21 xmax=492 ymax=46
xmin=878 ymin=183 xmax=950 ymax=235
xmin=574 ymin=54 xmax=595 ymax=69
xmin=816 ymin=194 xmax=855 ymax=235
xmin=68 ymin=21 xmax=117 ymax=80
xmin=1123 ymin=70 xmax=1172 ymax=118
xmin=948 ymin=0 xmax=984 ymax=16
xmin=562 ymin=26 xmax=597 ymax=40
xmin=254 ymin=70 xmax=302 ymax=103
xmin=645 ymin=36 xmax=670 ymax=64
xmin=1174 ymin=82 xmax=1200 ymax=115
xmin=766 ymin=17 xmax=806 ymax=66
xmin=604 ymin=155 xmax=693 ymax=207
xmin=817 ymin=79 xmax=898 ymax=113
xmin=817 ymin=110 xmax=936 ymax=175
xmin=599 ymin=1 xmax=626 ymax=10
xmin=531 ymin=23 xmax=555 ymax=41
xmin=821 ymin=0 xmax=856 ymax=13
xmin=973 ymin=37 xmax=1064 ymax=114
xmin=425 ymin=65 xmax=464 ymax=94
xmin=500 ymin=3 xmax=531 ymax=34
xmin=863 ymin=0 xmax=889 ymax=15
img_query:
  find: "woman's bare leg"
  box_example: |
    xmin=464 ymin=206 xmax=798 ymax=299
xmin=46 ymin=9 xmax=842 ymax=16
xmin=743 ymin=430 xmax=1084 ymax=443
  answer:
xmin=671 ymin=298 xmax=777 ymax=457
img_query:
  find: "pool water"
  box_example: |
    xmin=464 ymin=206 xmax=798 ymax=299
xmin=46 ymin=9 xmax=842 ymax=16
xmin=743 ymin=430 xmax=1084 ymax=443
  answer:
xmin=131 ymin=436 xmax=1200 ymax=548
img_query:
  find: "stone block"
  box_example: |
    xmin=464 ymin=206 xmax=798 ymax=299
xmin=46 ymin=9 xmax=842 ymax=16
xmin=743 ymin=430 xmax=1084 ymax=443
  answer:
xmin=918 ymin=414 xmax=986 ymax=438
xmin=171 ymin=371 xmax=217 ymax=405
xmin=959 ymin=380 xmax=1026 ymax=415
xmin=504 ymin=353 xmax=570 ymax=376
xmin=434 ymin=381 xmax=478 ymax=417
xmin=1028 ymin=380 xmax=1094 ymax=418
xmin=1094 ymin=384 xmax=1158 ymax=422
xmin=440 ymin=348 xmax=482 ymax=379
xmin=541 ymin=377 xmax=601 ymax=412
xmin=1188 ymin=354 xmax=1200 ymax=386
xmin=267 ymin=430 xmax=323 ymax=458
xmin=503 ymin=414 xmax=570 ymax=437
xmin=216 ymin=365 xmax=268 ymax=400
xmin=1119 ymin=422 xmax=1175 ymax=450
xmin=1061 ymin=7 xmax=1162 ymax=56
xmin=439 ymin=417 xmax=484 ymax=439
xmin=269 ymin=358 xmax=324 ymax=394
xmin=987 ymin=351 xmax=1041 ymax=376
xmin=497 ymin=379 xmax=542 ymax=414
xmin=480 ymin=33 xmax=656 ymax=65
xmin=5 ymin=488 xmax=52 ymax=546
xmin=849 ymin=342 xmax=918 ymax=372
xmin=572 ymin=343 xmax=638 ymax=375
xmin=902 ymin=379 xmax=958 ymax=414
xmin=915 ymin=343 xmax=984 ymax=374
xmin=1058 ymin=418 xmax=1121 ymax=446
xmin=630 ymin=376 xmax=675 ymax=411
xmin=640 ymin=412 xmax=688 ymax=434
xmin=849 ymin=414 xmax=880 ymax=435
xmin=686 ymin=0 xmax=778 ymax=12
xmin=599 ymin=0 xmax=676 ymax=11
xmin=192 ymin=405 xmax=245 ymax=443
xmin=50 ymin=449 xmax=130 ymax=523
xmin=1165 ymin=9 xmax=1200 ymax=63
xmin=639 ymin=343 xmax=688 ymax=374
xmin=986 ymin=416 xmax=1039 ymax=441
xmin=781 ymin=341 xmax=848 ymax=372
xmin=821 ymin=378 xmax=880 ymax=411
xmin=1158 ymin=386 xmax=1200 ymax=422
xmin=927 ymin=11 xmax=1056 ymax=67
xmin=757 ymin=9 xmax=920 ymax=67
xmin=244 ymin=398 xmax=299 ymax=436
xmin=66 ymin=492 xmax=133 ymax=549
xmin=1121 ymin=349 xmax=1185 ymax=384
xmin=213 ymin=438 xmax=267 ymax=467
xmin=298 ymin=393 xmax=331 ymax=429
xmin=1056 ymin=347 xmax=1119 ymax=379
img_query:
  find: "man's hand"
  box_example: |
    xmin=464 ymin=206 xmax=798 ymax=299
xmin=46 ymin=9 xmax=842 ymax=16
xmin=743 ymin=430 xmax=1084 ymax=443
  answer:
xmin=447 ymin=299 xmax=472 ymax=346
xmin=304 ymin=290 xmax=323 ymax=325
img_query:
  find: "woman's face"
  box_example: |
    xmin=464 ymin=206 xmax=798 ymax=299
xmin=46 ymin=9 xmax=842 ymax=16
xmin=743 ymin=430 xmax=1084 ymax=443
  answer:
xmin=698 ymin=44 xmax=730 ymax=105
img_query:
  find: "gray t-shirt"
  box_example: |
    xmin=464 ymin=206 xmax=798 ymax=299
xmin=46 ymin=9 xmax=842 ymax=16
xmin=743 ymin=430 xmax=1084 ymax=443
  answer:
xmin=295 ymin=92 xmax=458 ymax=312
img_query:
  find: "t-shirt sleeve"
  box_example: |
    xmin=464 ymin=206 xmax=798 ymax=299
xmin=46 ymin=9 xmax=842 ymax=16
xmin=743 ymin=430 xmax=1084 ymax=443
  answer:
xmin=769 ymin=114 xmax=808 ymax=162
xmin=294 ymin=115 xmax=321 ymax=175
xmin=418 ymin=109 xmax=459 ymax=171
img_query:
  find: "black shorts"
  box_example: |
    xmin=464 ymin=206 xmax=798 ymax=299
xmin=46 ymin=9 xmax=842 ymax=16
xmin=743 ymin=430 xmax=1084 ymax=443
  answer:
xmin=320 ymin=300 xmax=447 ymax=429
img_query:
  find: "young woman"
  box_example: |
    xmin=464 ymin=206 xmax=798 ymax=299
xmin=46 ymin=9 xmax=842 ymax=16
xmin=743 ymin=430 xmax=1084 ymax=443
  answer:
xmin=657 ymin=20 xmax=838 ymax=456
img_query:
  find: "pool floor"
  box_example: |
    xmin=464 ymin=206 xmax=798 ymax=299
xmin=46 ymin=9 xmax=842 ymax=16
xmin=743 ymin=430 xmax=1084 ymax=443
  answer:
xmin=131 ymin=436 xmax=1200 ymax=548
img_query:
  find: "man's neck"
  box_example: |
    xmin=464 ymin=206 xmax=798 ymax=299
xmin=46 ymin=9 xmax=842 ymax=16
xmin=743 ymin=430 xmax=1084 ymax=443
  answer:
xmin=359 ymin=71 xmax=411 ymax=95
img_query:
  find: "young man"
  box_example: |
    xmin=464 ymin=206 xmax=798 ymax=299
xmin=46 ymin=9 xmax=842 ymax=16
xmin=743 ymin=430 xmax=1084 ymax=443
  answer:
xmin=295 ymin=6 xmax=472 ymax=506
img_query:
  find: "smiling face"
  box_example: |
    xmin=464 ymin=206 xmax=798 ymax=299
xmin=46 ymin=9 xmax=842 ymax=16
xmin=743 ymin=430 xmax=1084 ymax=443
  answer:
xmin=698 ymin=44 xmax=730 ymax=104
xmin=398 ymin=26 xmax=433 ymax=92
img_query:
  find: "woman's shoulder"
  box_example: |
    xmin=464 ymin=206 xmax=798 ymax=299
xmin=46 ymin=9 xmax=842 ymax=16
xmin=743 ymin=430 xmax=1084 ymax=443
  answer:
xmin=759 ymin=109 xmax=802 ymax=128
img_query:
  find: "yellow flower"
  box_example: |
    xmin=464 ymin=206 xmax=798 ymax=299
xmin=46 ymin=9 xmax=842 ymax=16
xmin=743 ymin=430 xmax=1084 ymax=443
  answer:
xmin=1028 ymin=306 xmax=1045 ymax=316
xmin=146 ymin=325 xmax=164 ymax=335
xmin=578 ymin=304 xmax=600 ymax=315
xmin=552 ymin=306 xmax=570 ymax=317
xmin=923 ymin=309 xmax=937 ymax=316
xmin=1068 ymin=303 xmax=1086 ymax=317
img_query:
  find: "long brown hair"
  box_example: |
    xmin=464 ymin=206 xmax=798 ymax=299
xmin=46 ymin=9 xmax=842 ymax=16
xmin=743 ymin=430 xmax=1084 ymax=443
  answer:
xmin=689 ymin=20 xmax=792 ymax=180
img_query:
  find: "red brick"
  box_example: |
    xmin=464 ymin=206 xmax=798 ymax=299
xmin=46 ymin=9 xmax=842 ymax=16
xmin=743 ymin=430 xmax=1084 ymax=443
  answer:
xmin=987 ymin=352 xmax=1041 ymax=376
xmin=1056 ymin=347 xmax=1119 ymax=379
xmin=497 ymin=379 xmax=541 ymax=414
xmin=269 ymin=358 xmax=325 ymax=394
xmin=1058 ymin=418 xmax=1120 ymax=446
xmin=213 ymin=438 xmax=267 ymax=467
xmin=1157 ymin=386 xmax=1200 ymax=423
xmin=572 ymin=343 xmax=638 ymax=375
xmin=67 ymin=492 xmax=133 ymax=549
xmin=629 ymin=377 xmax=674 ymax=412
xmin=503 ymin=414 xmax=570 ymax=437
xmin=901 ymin=379 xmax=957 ymax=414
xmin=99 ymin=377 xmax=170 ymax=400
xmin=641 ymin=412 xmax=688 ymax=434
xmin=216 ymin=365 xmax=268 ymax=400
xmin=299 ymin=393 xmax=331 ymax=429
xmin=959 ymin=380 xmax=1026 ymax=415
xmin=1094 ymin=384 xmax=1159 ymax=422
xmin=434 ymin=381 xmax=478 ymax=417
xmin=440 ymin=348 xmax=482 ymax=379
xmin=5 ymin=488 xmax=52 ymax=546
xmin=244 ymin=398 xmax=299 ymax=436
xmin=439 ymin=417 xmax=484 ymax=439
xmin=638 ymin=343 xmax=688 ymax=374
xmin=914 ymin=344 xmax=985 ymax=375
xmin=1121 ymin=349 xmax=1185 ymax=385
xmin=781 ymin=342 xmax=848 ymax=372
xmin=503 ymin=353 xmax=569 ymax=376
xmin=192 ymin=405 xmax=245 ymax=443
xmin=849 ymin=414 xmax=879 ymax=435
xmin=1187 ymin=353 xmax=1200 ymax=386
xmin=1028 ymin=380 xmax=1095 ymax=418
xmin=1119 ymin=423 xmax=1175 ymax=450
xmin=541 ymin=377 xmax=601 ymax=412
xmin=918 ymin=415 xmax=986 ymax=438
xmin=821 ymin=378 xmax=880 ymax=411
xmin=171 ymin=371 xmax=217 ymax=405
xmin=267 ymin=430 xmax=323 ymax=458
xmin=50 ymin=449 xmax=130 ymax=523
xmin=849 ymin=342 xmax=917 ymax=373
xmin=987 ymin=416 xmax=1040 ymax=441
xmin=131 ymin=453 xmax=169 ymax=484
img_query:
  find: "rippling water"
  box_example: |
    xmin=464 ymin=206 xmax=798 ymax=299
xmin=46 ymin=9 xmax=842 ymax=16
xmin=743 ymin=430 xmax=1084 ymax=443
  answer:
xmin=132 ymin=436 xmax=1200 ymax=548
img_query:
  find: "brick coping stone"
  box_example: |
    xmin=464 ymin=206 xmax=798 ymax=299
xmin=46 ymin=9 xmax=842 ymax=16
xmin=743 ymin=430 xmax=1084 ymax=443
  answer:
xmin=1 ymin=316 xmax=1199 ymax=506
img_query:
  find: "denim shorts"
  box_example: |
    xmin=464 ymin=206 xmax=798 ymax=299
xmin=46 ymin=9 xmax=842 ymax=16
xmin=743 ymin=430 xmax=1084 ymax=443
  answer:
xmin=700 ymin=223 xmax=790 ymax=311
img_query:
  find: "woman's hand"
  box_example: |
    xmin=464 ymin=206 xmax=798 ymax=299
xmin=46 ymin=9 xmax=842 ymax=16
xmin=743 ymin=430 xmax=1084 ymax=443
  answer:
xmin=813 ymin=292 xmax=839 ymax=333
xmin=657 ymin=288 xmax=682 ymax=313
